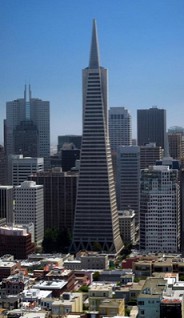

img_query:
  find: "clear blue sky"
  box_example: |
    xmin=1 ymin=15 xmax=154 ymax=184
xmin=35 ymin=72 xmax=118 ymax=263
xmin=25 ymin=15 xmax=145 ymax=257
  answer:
xmin=0 ymin=0 xmax=184 ymax=144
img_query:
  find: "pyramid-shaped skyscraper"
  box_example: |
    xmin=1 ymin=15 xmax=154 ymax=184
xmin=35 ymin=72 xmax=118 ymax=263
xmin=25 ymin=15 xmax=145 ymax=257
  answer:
xmin=71 ymin=20 xmax=123 ymax=254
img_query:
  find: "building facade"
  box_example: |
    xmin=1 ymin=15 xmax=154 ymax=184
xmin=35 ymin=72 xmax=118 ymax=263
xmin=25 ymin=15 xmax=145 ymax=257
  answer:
xmin=140 ymin=165 xmax=180 ymax=252
xmin=140 ymin=142 xmax=163 ymax=169
xmin=8 ymin=155 xmax=44 ymax=186
xmin=0 ymin=146 xmax=6 ymax=185
xmin=57 ymin=135 xmax=82 ymax=152
xmin=15 ymin=181 xmax=44 ymax=245
xmin=109 ymin=106 xmax=132 ymax=152
xmin=29 ymin=168 xmax=78 ymax=232
xmin=117 ymin=146 xmax=140 ymax=224
xmin=0 ymin=226 xmax=35 ymax=259
xmin=71 ymin=20 xmax=123 ymax=253
xmin=168 ymin=132 xmax=184 ymax=160
xmin=137 ymin=107 xmax=166 ymax=149
xmin=118 ymin=210 xmax=136 ymax=245
xmin=0 ymin=186 xmax=14 ymax=224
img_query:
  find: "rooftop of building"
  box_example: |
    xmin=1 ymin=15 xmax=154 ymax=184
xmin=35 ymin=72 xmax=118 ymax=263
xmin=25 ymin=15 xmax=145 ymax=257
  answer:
xmin=15 ymin=181 xmax=43 ymax=189
xmin=0 ymin=185 xmax=13 ymax=189
xmin=33 ymin=280 xmax=67 ymax=290
xmin=7 ymin=310 xmax=47 ymax=318
xmin=77 ymin=251 xmax=107 ymax=257
xmin=162 ymin=283 xmax=184 ymax=303
xmin=46 ymin=268 xmax=72 ymax=277
xmin=22 ymin=289 xmax=51 ymax=299
xmin=0 ymin=261 xmax=17 ymax=268
xmin=118 ymin=210 xmax=135 ymax=218
xmin=64 ymin=260 xmax=81 ymax=263
xmin=99 ymin=298 xmax=124 ymax=308
xmin=0 ymin=225 xmax=29 ymax=237
xmin=3 ymin=272 xmax=27 ymax=282
xmin=89 ymin=283 xmax=114 ymax=291
xmin=117 ymin=281 xmax=145 ymax=292
xmin=139 ymin=277 xmax=166 ymax=298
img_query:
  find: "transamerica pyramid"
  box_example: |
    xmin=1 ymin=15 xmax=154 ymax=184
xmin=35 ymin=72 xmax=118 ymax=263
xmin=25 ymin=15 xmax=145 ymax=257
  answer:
xmin=71 ymin=20 xmax=123 ymax=254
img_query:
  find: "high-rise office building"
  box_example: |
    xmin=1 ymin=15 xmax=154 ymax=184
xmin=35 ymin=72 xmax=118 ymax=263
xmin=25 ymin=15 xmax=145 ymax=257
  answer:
xmin=109 ymin=107 xmax=132 ymax=152
xmin=4 ymin=85 xmax=50 ymax=167
xmin=0 ymin=186 xmax=14 ymax=224
xmin=71 ymin=20 xmax=123 ymax=253
xmin=8 ymin=155 xmax=44 ymax=186
xmin=137 ymin=107 xmax=166 ymax=149
xmin=57 ymin=135 xmax=82 ymax=153
xmin=180 ymin=168 xmax=184 ymax=252
xmin=168 ymin=127 xmax=184 ymax=160
xmin=140 ymin=165 xmax=180 ymax=253
xmin=117 ymin=146 xmax=140 ymax=224
xmin=29 ymin=168 xmax=78 ymax=232
xmin=14 ymin=120 xmax=39 ymax=157
xmin=0 ymin=146 xmax=6 ymax=185
xmin=15 ymin=181 xmax=44 ymax=245
xmin=140 ymin=143 xmax=163 ymax=169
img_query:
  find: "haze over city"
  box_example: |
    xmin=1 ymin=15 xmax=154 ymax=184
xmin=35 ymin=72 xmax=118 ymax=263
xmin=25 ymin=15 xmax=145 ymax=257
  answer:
xmin=0 ymin=0 xmax=184 ymax=144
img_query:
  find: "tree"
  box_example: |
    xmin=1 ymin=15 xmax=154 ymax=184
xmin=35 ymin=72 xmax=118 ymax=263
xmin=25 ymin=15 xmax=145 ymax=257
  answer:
xmin=79 ymin=285 xmax=89 ymax=292
xmin=93 ymin=271 xmax=100 ymax=281
xmin=42 ymin=227 xmax=72 ymax=253
xmin=42 ymin=228 xmax=58 ymax=253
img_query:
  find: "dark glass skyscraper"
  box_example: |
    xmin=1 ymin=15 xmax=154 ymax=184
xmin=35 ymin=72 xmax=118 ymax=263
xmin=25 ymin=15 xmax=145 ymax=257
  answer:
xmin=137 ymin=107 xmax=166 ymax=149
xmin=71 ymin=20 xmax=123 ymax=254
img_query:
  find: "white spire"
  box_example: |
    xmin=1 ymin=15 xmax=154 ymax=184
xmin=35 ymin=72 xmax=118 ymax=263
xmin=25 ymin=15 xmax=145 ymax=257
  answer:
xmin=89 ymin=19 xmax=100 ymax=69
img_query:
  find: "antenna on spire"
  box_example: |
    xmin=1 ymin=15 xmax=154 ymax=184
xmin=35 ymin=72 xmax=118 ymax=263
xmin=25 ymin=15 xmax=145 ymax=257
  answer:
xmin=29 ymin=84 xmax=32 ymax=101
xmin=24 ymin=84 xmax=27 ymax=100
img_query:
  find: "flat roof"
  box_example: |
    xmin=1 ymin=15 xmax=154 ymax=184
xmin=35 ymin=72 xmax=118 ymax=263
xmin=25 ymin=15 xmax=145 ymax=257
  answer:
xmin=33 ymin=280 xmax=67 ymax=290
xmin=139 ymin=277 xmax=166 ymax=298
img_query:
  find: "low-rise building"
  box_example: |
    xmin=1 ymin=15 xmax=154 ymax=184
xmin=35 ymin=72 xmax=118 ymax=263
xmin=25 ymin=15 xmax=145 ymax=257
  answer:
xmin=98 ymin=298 xmax=125 ymax=316
xmin=7 ymin=309 xmax=48 ymax=318
xmin=114 ymin=280 xmax=145 ymax=303
xmin=80 ymin=252 xmax=108 ymax=270
xmin=133 ymin=260 xmax=153 ymax=277
xmin=137 ymin=277 xmax=166 ymax=318
xmin=0 ymin=295 xmax=21 ymax=310
xmin=88 ymin=284 xmax=113 ymax=311
xmin=21 ymin=289 xmax=52 ymax=304
xmin=99 ymin=270 xmax=130 ymax=282
xmin=51 ymin=292 xmax=83 ymax=316
xmin=46 ymin=268 xmax=75 ymax=291
xmin=64 ymin=252 xmax=108 ymax=271
xmin=1 ymin=272 xmax=29 ymax=296
xmin=33 ymin=280 xmax=67 ymax=298
xmin=0 ymin=261 xmax=20 ymax=281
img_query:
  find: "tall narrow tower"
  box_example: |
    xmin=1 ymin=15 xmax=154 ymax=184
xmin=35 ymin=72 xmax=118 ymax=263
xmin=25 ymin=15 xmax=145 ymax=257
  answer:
xmin=71 ymin=20 xmax=123 ymax=254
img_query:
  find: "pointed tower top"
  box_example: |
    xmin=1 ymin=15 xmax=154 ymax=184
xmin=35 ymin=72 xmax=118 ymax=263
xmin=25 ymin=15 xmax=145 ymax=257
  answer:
xmin=89 ymin=19 xmax=100 ymax=69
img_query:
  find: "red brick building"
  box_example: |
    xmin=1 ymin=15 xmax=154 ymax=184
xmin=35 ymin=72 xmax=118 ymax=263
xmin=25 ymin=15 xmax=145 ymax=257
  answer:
xmin=0 ymin=226 xmax=35 ymax=259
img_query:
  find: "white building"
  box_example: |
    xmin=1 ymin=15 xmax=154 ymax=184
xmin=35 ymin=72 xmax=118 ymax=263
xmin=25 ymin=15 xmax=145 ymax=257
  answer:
xmin=15 ymin=181 xmax=44 ymax=245
xmin=8 ymin=155 xmax=44 ymax=186
xmin=117 ymin=146 xmax=140 ymax=224
xmin=109 ymin=107 xmax=132 ymax=152
xmin=140 ymin=165 xmax=180 ymax=253
xmin=118 ymin=210 xmax=136 ymax=245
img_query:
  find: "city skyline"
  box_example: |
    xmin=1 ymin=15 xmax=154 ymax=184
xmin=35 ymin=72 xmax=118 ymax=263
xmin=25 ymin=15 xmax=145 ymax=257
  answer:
xmin=0 ymin=0 xmax=184 ymax=144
